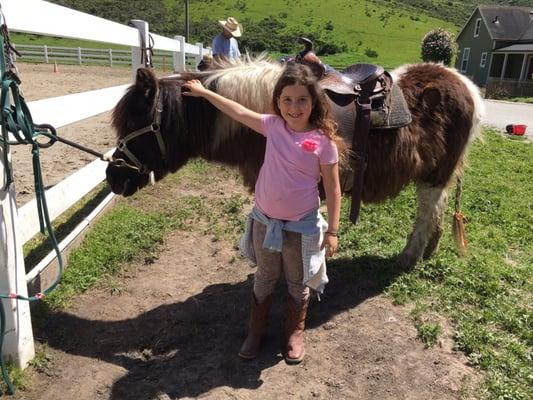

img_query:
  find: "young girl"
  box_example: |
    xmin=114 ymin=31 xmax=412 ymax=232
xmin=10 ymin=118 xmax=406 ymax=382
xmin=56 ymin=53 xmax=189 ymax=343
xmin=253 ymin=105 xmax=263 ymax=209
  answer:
xmin=183 ymin=63 xmax=342 ymax=364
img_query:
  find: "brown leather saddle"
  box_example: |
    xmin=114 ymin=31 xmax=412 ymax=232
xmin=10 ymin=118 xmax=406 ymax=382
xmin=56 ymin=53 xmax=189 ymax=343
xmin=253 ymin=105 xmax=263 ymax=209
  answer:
xmin=292 ymin=39 xmax=412 ymax=224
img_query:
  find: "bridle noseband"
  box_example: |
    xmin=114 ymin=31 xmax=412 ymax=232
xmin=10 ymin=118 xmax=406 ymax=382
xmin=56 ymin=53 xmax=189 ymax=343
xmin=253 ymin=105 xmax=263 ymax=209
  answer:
xmin=115 ymin=89 xmax=167 ymax=174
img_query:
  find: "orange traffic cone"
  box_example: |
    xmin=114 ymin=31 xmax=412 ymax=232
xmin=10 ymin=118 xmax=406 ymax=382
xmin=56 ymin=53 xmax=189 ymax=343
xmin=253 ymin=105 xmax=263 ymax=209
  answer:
xmin=53 ymin=61 xmax=59 ymax=74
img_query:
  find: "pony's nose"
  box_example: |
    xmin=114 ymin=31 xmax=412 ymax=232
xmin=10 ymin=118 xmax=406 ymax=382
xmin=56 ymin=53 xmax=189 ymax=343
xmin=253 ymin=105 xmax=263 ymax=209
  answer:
xmin=105 ymin=165 xmax=124 ymax=195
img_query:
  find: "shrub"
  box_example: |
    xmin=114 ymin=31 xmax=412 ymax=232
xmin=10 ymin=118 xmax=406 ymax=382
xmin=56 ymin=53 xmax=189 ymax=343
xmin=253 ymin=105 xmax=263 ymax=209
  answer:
xmin=365 ymin=48 xmax=378 ymax=58
xmin=317 ymin=42 xmax=346 ymax=56
xmin=421 ymin=28 xmax=457 ymax=66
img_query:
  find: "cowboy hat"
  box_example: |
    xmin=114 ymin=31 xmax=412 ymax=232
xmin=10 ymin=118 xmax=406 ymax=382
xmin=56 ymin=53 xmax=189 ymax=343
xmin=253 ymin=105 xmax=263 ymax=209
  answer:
xmin=218 ymin=17 xmax=243 ymax=37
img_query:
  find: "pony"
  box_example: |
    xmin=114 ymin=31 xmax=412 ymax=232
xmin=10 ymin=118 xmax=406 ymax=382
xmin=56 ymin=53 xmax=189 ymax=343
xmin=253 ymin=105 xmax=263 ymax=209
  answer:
xmin=105 ymin=59 xmax=484 ymax=268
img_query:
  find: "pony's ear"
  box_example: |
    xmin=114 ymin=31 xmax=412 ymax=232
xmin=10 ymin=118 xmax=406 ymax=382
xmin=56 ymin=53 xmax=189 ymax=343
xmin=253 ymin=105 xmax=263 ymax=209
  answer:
xmin=135 ymin=68 xmax=158 ymax=98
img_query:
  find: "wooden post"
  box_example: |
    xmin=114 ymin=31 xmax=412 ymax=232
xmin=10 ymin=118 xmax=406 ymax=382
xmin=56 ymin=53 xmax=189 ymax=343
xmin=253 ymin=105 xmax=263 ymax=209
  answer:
xmin=109 ymin=48 xmax=113 ymax=67
xmin=500 ymin=53 xmax=508 ymax=80
xmin=128 ymin=19 xmax=149 ymax=80
xmin=77 ymin=46 xmax=82 ymax=65
xmin=519 ymin=53 xmax=527 ymax=81
xmin=0 ymin=0 xmax=35 ymax=369
xmin=173 ymin=35 xmax=186 ymax=73
xmin=44 ymin=44 xmax=48 ymax=64
xmin=195 ymin=42 xmax=203 ymax=71
xmin=0 ymin=148 xmax=35 ymax=368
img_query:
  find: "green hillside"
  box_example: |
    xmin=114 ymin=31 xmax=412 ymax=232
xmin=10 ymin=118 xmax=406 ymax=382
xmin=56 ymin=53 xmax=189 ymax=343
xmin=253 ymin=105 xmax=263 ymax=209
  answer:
xmin=22 ymin=0 xmax=533 ymax=68
xmin=183 ymin=0 xmax=458 ymax=68
xmin=379 ymin=0 xmax=533 ymax=26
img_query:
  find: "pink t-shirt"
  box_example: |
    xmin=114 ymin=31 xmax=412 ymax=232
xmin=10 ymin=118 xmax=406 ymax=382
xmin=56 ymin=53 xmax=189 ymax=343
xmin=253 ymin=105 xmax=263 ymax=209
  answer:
xmin=255 ymin=114 xmax=339 ymax=221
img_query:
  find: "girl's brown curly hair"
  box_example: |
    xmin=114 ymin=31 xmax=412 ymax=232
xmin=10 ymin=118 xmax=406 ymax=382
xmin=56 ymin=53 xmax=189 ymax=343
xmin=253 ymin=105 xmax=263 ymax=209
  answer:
xmin=272 ymin=62 xmax=346 ymax=159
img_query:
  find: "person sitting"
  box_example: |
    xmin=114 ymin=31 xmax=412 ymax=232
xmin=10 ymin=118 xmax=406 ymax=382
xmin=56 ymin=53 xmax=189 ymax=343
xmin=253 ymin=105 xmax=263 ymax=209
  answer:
xmin=212 ymin=17 xmax=242 ymax=63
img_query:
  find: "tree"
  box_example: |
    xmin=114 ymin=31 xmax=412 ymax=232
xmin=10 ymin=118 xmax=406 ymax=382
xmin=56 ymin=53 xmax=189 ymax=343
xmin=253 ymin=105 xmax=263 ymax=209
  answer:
xmin=420 ymin=28 xmax=456 ymax=66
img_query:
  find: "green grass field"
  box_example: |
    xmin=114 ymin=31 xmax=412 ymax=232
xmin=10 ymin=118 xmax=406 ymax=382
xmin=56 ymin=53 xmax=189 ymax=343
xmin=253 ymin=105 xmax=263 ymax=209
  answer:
xmin=13 ymin=0 xmax=458 ymax=70
xmin=185 ymin=0 xmax=458 ymax=68
xmin=23 ymin=128 xmax=532 ymax=399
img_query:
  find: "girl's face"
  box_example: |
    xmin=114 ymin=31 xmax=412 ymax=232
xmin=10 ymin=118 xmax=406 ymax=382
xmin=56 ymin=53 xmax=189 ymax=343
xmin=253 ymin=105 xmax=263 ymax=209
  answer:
xmin=277 ymin=84 xmax=313 ymax=132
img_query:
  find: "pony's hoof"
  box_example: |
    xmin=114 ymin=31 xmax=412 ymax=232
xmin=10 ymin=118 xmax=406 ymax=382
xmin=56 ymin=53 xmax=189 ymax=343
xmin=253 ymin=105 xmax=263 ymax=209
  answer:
xmin=398 ymin=252 xmax=419 ymax=271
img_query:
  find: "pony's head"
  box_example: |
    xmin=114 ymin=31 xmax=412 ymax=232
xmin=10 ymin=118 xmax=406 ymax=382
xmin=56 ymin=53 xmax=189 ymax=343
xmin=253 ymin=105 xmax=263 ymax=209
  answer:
xmin=106 ymin=68 xmax=187 ymax=196
xmin=106 ymin=58 xmax=285 ymax=196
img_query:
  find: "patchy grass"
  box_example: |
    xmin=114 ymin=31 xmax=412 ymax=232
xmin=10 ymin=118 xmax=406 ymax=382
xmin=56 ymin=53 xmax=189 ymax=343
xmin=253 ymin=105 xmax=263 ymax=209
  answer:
xmin=507 ymin=97 xmax=533 ymax=104
xmin=34 ymin=129 xmax=531 ymax=399
xmin=384 ymin=129 xmax=532 ymax=399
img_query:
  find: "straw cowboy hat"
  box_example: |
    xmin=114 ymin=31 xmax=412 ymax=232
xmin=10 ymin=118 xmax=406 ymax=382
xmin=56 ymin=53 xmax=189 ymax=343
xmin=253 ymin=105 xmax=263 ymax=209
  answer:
xmin=219 ymin=17 xmax=243 ymax=37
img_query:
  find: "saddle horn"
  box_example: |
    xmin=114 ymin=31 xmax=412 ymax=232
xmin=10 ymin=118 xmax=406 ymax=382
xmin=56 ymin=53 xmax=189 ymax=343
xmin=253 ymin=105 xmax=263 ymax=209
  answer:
xmin=297 ymin=37 xmax=314 ymax=59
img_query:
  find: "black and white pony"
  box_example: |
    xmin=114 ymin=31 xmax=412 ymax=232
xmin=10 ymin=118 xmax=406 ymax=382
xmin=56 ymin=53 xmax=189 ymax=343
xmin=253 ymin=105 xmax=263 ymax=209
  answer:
xmin=106 ymin=59 xmax=484 ymax=268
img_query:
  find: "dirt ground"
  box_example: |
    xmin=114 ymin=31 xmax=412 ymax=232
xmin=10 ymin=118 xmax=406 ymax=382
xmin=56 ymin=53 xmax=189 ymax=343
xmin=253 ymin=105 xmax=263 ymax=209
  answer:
xmin=6 ymin=64 xmax=481 ymax=399
xmin=11 ymin=63 xmax=132 ymax=206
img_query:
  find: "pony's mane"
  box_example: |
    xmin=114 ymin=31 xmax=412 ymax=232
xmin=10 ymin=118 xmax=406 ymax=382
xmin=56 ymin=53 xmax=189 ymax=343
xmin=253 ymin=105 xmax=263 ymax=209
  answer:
xmin=205 ymin=55 xmax=283 ymax=113
xmin=196 ymin=56 xmax=284 ymax=151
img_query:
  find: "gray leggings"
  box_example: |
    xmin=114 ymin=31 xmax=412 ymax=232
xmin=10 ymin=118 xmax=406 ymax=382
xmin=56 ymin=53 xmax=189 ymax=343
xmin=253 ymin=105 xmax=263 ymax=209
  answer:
xmin=252 ymin=220 xmax=310 ymax=304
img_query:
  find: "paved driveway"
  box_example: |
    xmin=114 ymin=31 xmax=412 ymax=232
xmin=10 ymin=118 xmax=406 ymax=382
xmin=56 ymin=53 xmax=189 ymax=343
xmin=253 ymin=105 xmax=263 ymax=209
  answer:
xmin=482 ymin=99 xmax=533 ymax=139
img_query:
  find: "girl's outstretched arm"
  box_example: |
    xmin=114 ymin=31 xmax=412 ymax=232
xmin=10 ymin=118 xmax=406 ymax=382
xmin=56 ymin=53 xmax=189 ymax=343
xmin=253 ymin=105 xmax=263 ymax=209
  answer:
xmin=182 ymin=79 xmax=263 ymax=134
xmin=320 ymin=162 xmax=341 ymax=257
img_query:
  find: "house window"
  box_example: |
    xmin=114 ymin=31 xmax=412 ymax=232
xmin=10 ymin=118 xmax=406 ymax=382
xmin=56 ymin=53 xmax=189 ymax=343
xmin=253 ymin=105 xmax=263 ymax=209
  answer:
xmin=461 ymin=48 xmax=470 ymax=73
xmin=474 ymin=18 xmax=482 ymax=37
xmin=480 ymin=52 xmax=488 ymax=68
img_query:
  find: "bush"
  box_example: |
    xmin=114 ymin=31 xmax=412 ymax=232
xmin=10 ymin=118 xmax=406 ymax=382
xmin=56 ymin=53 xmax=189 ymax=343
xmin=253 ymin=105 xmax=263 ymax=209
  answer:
xmin=317 ymin=42 xmax=346 ymax=56
xmin=365 ymin=48 xmax=378 ymax=58
xmin=421 ymin=28 xmax=457 ymax=66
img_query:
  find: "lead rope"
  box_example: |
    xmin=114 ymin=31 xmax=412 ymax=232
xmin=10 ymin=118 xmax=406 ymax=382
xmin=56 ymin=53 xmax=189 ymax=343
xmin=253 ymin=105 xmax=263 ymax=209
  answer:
xmin=0 ymin=13 xmax=64 ymax=395
xmin=452 ymin=175 xmax=468 ymax=256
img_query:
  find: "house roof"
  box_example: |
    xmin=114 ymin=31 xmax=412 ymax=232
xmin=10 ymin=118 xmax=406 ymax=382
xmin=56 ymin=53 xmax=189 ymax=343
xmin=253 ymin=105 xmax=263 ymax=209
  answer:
xmin=493 ymin=43 xmax=533 ymax=52
xmin=478 ymin=5 xmax=533 ymax=41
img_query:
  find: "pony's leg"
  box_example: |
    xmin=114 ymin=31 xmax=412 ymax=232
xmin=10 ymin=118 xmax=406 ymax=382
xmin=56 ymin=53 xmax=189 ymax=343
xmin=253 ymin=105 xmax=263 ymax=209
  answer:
xmin=399 ymin=184 xmax=448 ymax=269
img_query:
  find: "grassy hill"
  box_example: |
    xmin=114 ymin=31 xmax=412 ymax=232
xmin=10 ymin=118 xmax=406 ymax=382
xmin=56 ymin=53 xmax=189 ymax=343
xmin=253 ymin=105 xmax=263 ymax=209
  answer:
xmin=172 ymin=0 xmax=459 ymax=68
xmin=379 ymin=0 xmax=533 ymax=26
xmin=14 ymin=0 xmax=532 ymax=69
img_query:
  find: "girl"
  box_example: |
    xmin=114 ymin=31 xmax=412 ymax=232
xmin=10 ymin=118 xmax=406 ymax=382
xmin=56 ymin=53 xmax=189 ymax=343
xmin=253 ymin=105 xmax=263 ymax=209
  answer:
xmin=183 ymin=62 xmax=342 ymax=364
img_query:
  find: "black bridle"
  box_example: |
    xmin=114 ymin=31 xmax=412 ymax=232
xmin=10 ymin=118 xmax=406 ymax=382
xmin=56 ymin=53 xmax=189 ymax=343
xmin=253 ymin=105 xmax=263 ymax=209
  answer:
xmin=114 ymin=89 xmax=167 ymax=174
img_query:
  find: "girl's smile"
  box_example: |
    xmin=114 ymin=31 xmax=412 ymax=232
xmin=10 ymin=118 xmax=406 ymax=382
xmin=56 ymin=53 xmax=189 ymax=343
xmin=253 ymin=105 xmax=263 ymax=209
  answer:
xmin=277 ymin=84 xmax=313 ymax=132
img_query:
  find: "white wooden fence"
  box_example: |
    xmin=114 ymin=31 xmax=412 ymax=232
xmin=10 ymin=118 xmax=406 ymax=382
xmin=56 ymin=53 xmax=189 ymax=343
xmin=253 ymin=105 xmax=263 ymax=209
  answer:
xmin=13 ymin=44 xmax=195 ymax=70
xmin=0 ymin=0 xmax=210 ymax=369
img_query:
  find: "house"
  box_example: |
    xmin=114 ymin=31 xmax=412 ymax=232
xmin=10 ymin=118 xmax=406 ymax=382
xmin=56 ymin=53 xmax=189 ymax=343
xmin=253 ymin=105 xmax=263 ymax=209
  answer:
xmin=455 ymin=5 xmax=533 ymax=97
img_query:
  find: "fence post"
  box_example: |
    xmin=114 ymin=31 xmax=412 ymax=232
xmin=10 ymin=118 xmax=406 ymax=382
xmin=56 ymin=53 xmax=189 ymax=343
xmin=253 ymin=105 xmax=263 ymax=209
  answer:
xmin=44 ymin=45 xmax=48 ymax=64
xmin=173 ymin=35 xmax=186 ymax=72
xmin=129 ymin=19 xmax=150 ymax=80
xmin=77 ymin=47 xmax=82 ymax=65
xmin=195 ymin=42 xmax=203 ymax=71
xmin=109 ymin=48 xmax=113 ymax=67
xmin=0 ymin=150 xmax=35 ymax=368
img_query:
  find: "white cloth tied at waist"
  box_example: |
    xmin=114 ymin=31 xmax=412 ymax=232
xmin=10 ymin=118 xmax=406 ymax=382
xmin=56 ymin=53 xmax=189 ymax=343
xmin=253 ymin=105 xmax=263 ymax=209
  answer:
xmin=239 ymin=206 xmax=329 ymax=294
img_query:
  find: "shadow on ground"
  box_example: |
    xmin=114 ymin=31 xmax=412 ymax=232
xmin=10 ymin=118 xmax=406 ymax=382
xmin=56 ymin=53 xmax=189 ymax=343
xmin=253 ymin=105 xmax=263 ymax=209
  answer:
xmin=38 ymin=254 xmax=404 ymax=399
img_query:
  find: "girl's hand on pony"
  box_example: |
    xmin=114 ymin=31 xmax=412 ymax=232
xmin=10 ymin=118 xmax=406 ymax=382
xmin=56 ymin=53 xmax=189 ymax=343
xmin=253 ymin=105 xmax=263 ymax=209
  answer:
xmin=321 ymin=233 xmax=338 ymax=258
xmin=182 ymin=79 xmax=208 ymax=97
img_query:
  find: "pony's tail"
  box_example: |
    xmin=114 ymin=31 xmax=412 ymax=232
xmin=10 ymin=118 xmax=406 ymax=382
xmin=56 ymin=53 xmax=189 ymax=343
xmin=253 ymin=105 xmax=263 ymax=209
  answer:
xmin=452 ymin=173 xmax=468 ymax=257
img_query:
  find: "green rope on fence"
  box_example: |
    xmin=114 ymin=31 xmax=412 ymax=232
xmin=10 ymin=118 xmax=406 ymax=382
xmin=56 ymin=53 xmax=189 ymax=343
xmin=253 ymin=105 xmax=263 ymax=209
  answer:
xmin=0 ymin=18 xmax=64 ymax=395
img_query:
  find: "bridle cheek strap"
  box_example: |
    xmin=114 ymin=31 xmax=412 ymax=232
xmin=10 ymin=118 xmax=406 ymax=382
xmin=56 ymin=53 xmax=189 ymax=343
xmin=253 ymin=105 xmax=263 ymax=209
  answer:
xmin=115 ymin=91 xmax=166 ymax=174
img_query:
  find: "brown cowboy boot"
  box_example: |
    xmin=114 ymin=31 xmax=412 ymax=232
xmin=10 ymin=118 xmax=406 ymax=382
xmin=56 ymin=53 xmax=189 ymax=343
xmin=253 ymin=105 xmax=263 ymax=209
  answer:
xmin=238 ymin=294 xmax=272 ymax=359
xmin=285 ymin=296 xmax=309 ymax=364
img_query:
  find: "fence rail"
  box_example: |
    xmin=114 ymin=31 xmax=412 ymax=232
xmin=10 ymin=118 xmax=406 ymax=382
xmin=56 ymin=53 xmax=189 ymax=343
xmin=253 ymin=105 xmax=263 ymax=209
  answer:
xmin=13 ymin=43 xmax=195 ymax=69
xmin=486 ymin=77 xmax=533 ymax=98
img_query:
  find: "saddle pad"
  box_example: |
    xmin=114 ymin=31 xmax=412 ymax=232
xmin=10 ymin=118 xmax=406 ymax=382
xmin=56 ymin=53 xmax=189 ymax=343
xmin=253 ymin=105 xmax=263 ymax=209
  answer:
xmin=370 ymin=82 xmax=412 ymax=130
